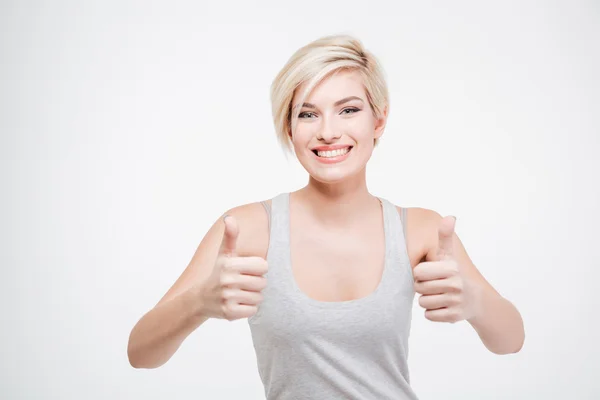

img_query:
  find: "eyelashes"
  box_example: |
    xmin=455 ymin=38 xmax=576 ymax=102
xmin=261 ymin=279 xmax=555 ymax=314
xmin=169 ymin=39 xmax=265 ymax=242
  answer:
xmin=298 ymin=107 xmax=361 ymax=119
xmin=297 ymin=112 xmax=316 ymax=119
xmin=341 ymin=107 xmax=360 ymax=115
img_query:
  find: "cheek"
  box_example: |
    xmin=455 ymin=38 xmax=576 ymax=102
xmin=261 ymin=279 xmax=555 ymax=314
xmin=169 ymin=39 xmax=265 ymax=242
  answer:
xmin=345 ymin=118 xmax=375 ymax=140
xmin=290 ymin=127 xmax=311 ymax=152
xmin=291 ymin=124 xmax=315 ymax=143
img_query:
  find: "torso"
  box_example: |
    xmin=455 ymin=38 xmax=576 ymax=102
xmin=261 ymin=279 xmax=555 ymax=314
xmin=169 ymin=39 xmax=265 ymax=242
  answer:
xmin=235 ymin=191 xmax=433 ymax=303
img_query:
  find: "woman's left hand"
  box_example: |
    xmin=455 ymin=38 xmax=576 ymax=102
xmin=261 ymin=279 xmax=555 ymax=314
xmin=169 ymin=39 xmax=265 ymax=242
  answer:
xmin=413 ymin=216 xmax=482 ymax=323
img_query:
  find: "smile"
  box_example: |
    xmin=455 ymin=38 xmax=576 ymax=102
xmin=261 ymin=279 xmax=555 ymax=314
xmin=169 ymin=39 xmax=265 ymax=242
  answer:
xmin=311 ymin=146 xmax=353 ymax=164
xmin=313 ymin=147 xmax=352 ymax=158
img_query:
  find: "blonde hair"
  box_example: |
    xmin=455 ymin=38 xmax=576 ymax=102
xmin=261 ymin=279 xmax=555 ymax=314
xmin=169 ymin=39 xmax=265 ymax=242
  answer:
xmin=270 ymin=34 xmax=389 ymax=153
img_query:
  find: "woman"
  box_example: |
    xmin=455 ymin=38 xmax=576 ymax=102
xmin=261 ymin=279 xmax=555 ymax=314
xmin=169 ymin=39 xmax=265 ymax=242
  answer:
xmin=127 ymin=34 xmax=525 ymax=399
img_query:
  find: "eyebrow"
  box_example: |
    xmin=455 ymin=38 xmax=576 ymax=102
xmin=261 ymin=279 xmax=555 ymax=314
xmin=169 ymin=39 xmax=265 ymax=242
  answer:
xmin=293 ymin=96 xmax=364 ymax=110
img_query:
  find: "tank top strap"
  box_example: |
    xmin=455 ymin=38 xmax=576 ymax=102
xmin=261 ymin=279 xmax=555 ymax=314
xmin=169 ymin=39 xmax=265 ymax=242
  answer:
xmin=259 ymin=193 xmax=291 ymax=288
xmin=378 ymin=197 xmax=414 ymax=284
xmin=268 ymin=192 xmax=289 ymax=245
xmin=260 ymin=200 xmax=271 ymax=231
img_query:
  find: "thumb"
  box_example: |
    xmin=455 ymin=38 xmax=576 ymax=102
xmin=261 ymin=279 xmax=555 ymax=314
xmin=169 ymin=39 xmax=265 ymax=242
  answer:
xmin=435 ymin=216 xmax=456 ymax=260
xmin=219 ymin=215 xmax=239 ymax=256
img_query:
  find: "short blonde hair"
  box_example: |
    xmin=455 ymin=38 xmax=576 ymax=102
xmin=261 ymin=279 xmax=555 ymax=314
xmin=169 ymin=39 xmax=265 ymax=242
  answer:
xmin=270 ymin=34 xmax=389 ymax=153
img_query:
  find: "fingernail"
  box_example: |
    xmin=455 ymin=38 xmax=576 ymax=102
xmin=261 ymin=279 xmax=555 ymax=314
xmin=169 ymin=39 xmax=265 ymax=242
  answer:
xmin=223 ymin=214 xmax=230 ymax=222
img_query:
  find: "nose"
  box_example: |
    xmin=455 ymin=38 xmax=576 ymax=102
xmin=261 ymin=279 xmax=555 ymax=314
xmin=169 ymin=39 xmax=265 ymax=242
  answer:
xmin=316 ymin=116 xmax=341 ymax=142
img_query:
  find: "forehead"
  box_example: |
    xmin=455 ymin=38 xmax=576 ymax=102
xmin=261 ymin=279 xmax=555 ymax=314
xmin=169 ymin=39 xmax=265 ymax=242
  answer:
xmin=293 ymin=69 xmax=366 ymax=105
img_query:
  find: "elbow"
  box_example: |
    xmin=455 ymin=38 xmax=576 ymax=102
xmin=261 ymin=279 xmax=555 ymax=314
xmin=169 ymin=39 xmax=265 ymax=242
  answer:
xmin=493 ymin=305 xmax=526 ymax=355
xmin=127 ymin=340 xmax=144 ymax=369
xmin=128 ymin=345 xmax=156 ymax=369
xmin=127 ymin=330 xmax=153 ymax=369
xmin=511 ymin=331 xmax=526 ymax=354
xmin=490 ymin=329 xmax=525 ymax=355
xmin=127 ymin=338 xmax=166 ymax=369
xmin=508 ymin=314 xmax=526 ymax=354
xmin=128 ymin=353 xmax=142 ymax=369
xmin=127 ymin=344 xmax=159 ymax=369
xmin=491 ymin=342 xmax=523 ymax=355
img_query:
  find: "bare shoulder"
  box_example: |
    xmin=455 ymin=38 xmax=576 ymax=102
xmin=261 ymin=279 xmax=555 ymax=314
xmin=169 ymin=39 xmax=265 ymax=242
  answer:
xmin=222 ymin=200 xmax=271 ymax=259
xmin=394 ymin=205 xmax=441 ymax=267
xmin=154 ymin=199 xmax=270 ymax=306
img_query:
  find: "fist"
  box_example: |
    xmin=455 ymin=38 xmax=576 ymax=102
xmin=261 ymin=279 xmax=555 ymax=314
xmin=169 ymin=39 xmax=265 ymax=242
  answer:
xmin=413 ymin=216 xmax=479 ymax=323
xmin=202 ymin=215 xmax=268 ymax=321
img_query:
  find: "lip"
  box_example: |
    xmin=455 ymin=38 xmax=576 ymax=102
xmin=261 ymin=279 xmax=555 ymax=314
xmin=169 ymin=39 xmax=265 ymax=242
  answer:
xmin=310 ymin=145 xmax=353 ymax=164
xmin=310 ymin=144 xmax=353 ymax=151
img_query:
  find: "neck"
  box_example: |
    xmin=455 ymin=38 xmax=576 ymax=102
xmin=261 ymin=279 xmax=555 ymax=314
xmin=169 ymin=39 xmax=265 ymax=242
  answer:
xmin=294 ymin=168 xmax=379 ymax=225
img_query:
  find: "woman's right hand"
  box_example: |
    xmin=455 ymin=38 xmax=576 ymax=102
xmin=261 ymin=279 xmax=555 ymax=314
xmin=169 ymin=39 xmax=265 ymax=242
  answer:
xmin=196 ymin=215 xmax=268 ymax=321
xmin=128 ymin=204 xmax=270 ymax=369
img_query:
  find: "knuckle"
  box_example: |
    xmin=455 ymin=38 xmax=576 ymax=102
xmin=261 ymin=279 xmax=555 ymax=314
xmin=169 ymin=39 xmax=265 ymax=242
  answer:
xmin=451 ymin=278 xmax=463 ymax=293
xmin=221 ymin=303 xmax=234 ymax=321
xmin=259 ymin=277 xmax=268 ymax=290
xmin=247 ymin=306 xmax=258 ymax=318
xmin=450 ymin=261 xmax=459 ymax=273
xmin=449 ymin=294 xmax=461 ymax=306
xmin=424 ymin=310 xmax=433 ymax=321
xmin=260 ymin=260 xmax=269 ymax=274
xmin=450 ymin=310 xmax=461 ymax=322
xmin=219 ymin=273 xmax=232 ymax=287
xmin=221 ymin=288 xmax=235 ymax=300
xmin=221 ymin=258 xmax=234 ymax=271
xmin=412 ymin=270 xmax=421 ymax=281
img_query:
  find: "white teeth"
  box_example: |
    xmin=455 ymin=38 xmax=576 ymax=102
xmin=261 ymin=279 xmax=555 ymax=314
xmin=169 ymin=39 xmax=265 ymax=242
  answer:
xmin=316 ymin=147 xmax=350 ymax=158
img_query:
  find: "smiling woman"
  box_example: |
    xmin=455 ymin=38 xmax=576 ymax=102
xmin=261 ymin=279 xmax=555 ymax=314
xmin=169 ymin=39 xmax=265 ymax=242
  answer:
xmin=127 ymin=34 xmax=525 ymax=400
xmin=271 ymin=35 xmax=388 ymax=155
xmin=285 ymin=68 xmax=385 ymax=183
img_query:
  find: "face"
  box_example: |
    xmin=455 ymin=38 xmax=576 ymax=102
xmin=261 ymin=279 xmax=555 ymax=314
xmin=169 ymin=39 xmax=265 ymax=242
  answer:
xmin=289 ymin=69 xmax=387 ymax=184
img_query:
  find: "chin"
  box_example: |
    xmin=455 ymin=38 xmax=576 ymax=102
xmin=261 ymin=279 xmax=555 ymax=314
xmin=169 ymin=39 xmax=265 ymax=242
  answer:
xmin=307 ymin=169 xmax=353 ymax=184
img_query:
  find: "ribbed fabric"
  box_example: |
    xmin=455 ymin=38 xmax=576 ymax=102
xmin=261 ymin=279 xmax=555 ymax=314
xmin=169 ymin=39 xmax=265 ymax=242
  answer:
xmin=249 ymin=193 xmax=418 ymax=399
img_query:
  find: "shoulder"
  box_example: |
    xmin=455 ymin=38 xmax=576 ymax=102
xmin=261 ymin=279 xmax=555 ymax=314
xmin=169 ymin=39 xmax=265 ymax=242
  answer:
xmin=393 ymin=205 xmax=441 ymax=232
xmin=221 ymin=199 xmax=271 ymax=258
xmin=398 ymin=206 xmax=443 ymax=224
xmin=394 ymin=205 xmax=443 ymax=263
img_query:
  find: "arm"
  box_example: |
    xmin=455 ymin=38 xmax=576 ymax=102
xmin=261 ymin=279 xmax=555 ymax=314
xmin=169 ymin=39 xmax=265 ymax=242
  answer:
xmin=423 ymin=210 xmax=525 ymax=355
xmin=127 ymin=284 xmax=209 ymax=369
xmin=127 ymin=202 xmax=269 ymax=369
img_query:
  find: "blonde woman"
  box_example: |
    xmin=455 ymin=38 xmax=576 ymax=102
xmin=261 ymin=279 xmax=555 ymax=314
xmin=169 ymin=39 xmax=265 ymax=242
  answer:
xmin=127 ymin=34 xmax=525 ymax=399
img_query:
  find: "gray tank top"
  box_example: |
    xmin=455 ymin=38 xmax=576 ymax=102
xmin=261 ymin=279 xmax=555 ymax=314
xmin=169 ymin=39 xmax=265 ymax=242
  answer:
xmin=248 ymin=192 xmax=418 ymax=400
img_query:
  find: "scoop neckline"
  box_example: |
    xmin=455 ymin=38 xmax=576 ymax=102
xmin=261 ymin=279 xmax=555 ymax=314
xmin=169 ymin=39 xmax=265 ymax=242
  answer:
xmin=283 ymin=192 xmax=391 ymax=310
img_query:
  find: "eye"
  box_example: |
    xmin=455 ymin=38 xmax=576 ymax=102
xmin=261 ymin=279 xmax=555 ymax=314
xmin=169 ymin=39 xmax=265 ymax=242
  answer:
xmin=298 ymin=111 xmax=317 ymax=119
xmin=341 ymin=107 xmax=360 ymax=115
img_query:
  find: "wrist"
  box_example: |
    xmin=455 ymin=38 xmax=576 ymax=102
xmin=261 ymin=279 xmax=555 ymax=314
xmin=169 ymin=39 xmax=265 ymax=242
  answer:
xmin=466 ymin=281 xmax=487 ymax=324
xmin=183 ymin=284 xmax=209 ymax=321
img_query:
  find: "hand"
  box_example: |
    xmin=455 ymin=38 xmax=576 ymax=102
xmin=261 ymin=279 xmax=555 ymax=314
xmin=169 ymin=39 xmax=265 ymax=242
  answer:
xmin=413 ymin=216 xmax=480 ymax=323
xmin=200 ymin=215 xmax=268 ymax=321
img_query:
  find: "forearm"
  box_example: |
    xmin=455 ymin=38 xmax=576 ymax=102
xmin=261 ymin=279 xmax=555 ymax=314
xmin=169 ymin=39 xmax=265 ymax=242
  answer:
xmin=467 ymin=289 xmax=525 ymax=355
xmin=127 ymin=286 xmax=208 ymax=369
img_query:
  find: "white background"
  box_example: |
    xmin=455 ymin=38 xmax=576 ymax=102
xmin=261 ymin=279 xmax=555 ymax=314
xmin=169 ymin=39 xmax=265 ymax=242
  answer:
xmin=2 ymin=1 xmax=599 ymax=399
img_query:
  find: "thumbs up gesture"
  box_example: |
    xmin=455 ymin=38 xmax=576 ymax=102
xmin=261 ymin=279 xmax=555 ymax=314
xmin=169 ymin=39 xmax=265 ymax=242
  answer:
xmin=201 ymin=215 xmax=268 ymax=321
xmin=413 ymin=216 xmax=480 ymax=323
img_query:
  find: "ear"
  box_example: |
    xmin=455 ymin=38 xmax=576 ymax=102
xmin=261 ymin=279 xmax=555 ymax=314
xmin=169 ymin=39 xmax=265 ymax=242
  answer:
xmin=374 ymin=106 xmax=388 ymax=140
